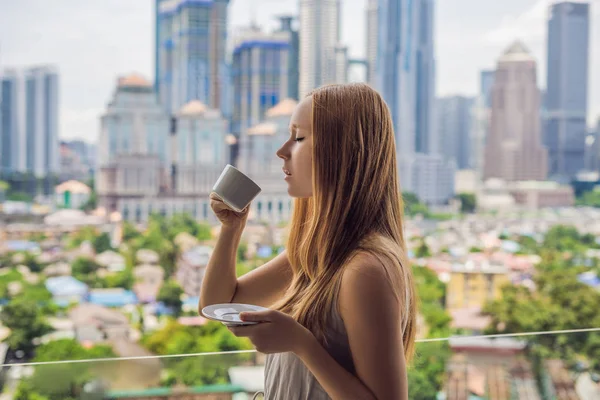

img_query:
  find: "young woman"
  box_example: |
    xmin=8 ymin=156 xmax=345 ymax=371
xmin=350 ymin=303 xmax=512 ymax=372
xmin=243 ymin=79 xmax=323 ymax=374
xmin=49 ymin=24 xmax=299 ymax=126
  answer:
xmin=200 ymin=83 xmax=417 ymax=400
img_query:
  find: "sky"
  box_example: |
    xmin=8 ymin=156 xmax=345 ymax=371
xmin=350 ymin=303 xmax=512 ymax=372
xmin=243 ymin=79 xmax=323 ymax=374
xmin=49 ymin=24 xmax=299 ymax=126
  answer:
xmin=0 ymin=0 xmax=599 ymax=142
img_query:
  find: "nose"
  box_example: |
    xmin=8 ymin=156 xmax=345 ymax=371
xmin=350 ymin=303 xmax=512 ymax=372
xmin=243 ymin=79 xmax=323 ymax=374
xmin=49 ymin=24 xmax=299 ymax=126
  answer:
xmin=276 ymin=142 xmax=290 ymax=160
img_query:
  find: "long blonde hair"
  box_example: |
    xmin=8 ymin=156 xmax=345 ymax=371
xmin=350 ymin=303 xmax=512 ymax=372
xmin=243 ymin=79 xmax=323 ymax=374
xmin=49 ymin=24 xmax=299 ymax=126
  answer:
xmin=274 ymin=83 xmax=417 ymax=362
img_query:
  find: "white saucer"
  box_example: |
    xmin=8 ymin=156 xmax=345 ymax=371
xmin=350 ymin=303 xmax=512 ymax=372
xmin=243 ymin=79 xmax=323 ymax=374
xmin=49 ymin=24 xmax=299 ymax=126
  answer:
xmin=201 ymin=303 xmax=269 ymax=326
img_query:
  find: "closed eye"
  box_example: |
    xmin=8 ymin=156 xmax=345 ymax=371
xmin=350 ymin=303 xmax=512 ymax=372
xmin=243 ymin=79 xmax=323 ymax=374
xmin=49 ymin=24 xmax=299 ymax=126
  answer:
xmin=294 ymin=137 xmax=305 ymax=142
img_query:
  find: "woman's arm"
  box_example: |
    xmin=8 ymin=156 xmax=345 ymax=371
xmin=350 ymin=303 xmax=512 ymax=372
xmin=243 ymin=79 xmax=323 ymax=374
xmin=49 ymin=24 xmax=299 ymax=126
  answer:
xmin=298 ymin=253 xmax=408 ymax=400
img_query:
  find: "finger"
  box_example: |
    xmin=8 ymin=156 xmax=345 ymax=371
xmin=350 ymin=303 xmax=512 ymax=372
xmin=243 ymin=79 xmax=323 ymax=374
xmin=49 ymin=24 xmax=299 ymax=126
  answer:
xmin=239 ymin=310 xmax=273 ymax=323
xmin=210 ymin=192 xmax=223 ymax=201
xmin=228 ymin=325 xmax=257 ymax=337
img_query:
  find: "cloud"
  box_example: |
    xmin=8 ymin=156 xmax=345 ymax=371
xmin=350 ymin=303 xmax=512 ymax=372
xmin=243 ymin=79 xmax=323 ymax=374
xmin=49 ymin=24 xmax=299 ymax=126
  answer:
xmin=482 ymin=0 xmax=550 ymax=46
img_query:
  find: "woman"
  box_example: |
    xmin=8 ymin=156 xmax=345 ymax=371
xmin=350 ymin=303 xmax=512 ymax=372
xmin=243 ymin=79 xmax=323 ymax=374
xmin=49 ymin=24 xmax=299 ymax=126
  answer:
xmin=200 ymin=83 xmax=417 ymax=400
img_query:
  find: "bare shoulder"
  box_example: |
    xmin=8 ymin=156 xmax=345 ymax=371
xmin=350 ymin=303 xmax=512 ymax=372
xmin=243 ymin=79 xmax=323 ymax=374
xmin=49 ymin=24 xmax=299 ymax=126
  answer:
xmin=338 ymin=251 xmax=399 ymax=318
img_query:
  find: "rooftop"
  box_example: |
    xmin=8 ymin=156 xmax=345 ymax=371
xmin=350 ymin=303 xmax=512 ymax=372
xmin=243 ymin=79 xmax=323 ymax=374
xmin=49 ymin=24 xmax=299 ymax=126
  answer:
xmin=499 ymin=40 xmax=535 ymax=62
xmin=117 ymin=73 xmax=152 ymax=88
xmin=248 ymin=121 xmax=278 ymax=136
xmin=55 ymin=180 xmax=91 ymax=195
xmin=266 ymin=98 xmax=297 ymax=117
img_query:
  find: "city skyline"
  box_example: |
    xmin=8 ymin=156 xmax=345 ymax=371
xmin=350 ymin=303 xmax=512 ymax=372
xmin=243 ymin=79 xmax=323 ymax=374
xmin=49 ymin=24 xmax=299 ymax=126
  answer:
xmin=1 ymin=0 xmax=599 ymax=142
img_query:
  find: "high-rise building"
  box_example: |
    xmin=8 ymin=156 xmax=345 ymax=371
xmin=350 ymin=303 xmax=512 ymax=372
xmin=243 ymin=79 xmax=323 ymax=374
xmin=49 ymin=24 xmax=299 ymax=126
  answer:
xmin=366 ymin=0 xmax=378 ymax=87
xmin=232 ymin=27 xmax=291 ymax=171
xmin=469 ymin=70 xmax=496 ymax=184
xmin=415 ymin=0 xmax=436 ymax=155
xmin=277 ymin=16 xmax=300 ymax=100
xmin=480 ymin=70 xmax=495 ymax=108
xmin=156 ymin=0 xmax=230 ymax=114
xmin=243 ymin=99 xmax=297 ymax=224
xmin=97 ymin=74 xmax=227 ymax=223
xmin=231 ymin=27 xmax=291 ymax=137
xmin=0 ymin=66 xmax=59 ymax=180
xmin=436 ymin=96 xmax=475 ymax=170
xmin=545 ymin=1 xmax=590 ymax=182
xmin=484 ymin=42 xmax=548 ymax=182
xmin=299 ymin=0 xmax=342 ymax=97
xmin=376 ymin=0 xmax=453 ymax=204
xmin=334 ymin=45 xmax=349 ymax=85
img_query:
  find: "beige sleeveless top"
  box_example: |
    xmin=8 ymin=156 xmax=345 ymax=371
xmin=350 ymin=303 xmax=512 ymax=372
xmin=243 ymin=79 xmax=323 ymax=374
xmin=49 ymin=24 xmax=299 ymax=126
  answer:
xmin=262 ymin=304 xmax=355 ymax=400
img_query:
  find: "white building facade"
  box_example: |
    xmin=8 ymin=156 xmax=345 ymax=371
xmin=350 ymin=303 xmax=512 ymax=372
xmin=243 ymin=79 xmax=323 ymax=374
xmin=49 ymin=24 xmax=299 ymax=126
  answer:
xmin=97 ymin=74 xmax=228 ymax=223
xmin=242 ymin=99 xmax=297 ymax=224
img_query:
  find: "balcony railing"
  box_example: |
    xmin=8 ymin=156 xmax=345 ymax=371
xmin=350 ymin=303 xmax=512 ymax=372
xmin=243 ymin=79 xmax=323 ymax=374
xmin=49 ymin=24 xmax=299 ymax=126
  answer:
xmin=2 ymin=328 xmax=599 ymax=400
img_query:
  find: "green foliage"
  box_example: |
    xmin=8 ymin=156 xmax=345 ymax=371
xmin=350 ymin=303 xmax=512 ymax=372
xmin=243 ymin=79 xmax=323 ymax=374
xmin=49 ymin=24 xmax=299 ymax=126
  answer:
xmin=415 ymin=239 xmax=431 ymax=258
xmin=484 ymin=263 xmax=600 ymax=372
xmin=576 ymin=189 xmax=600 ymax=208
xmin=0 ymin=298 xmax=53 ymax=356
xmin=93 ymin=233 xmax=112 ymax=254
xmin=157 ymin=280 xmax=184 ymax=316
xmin=23 ymin=252 xmax=43 ymax=273
xmin=408 ymin=342 xmax=451 ymax=399
xmin=71 ymin=257 xmax=102 ymax=285
xmin=141 ymin=319 xmax=253 ymax=386
xmin=7 ymin=191 xmax=33 ymax=202
xmin=456 ymin=193 xmax=476 ymax=213
xmin=102 ymin=267 xmax=134 ymax=290
xmin=403 ymin=192 xmax=429 ymax=217
xmin=237 ymin=241 xmax=248 ymax=262
xmin=13 ymin=339 xmax=114 ymax=400
xmin=123 ymin=214 xmax=213 ymax=278
xmin=409 ymin=266 xmax=452 ymax=396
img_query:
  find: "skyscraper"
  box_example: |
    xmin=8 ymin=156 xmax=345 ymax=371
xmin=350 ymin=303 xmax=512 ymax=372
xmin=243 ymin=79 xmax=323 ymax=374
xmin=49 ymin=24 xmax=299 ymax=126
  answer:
xmin=231 ymin=27 xmax=291 ymax=136
xmin=480 ymin=70 xmax=495 ymax=108
xmin=415 ymin=0 xmax=436 ymax=155
xmin=545 ymin=1 xmax=590 ymax=181
xmin=376 ymin=0 xmax=453 ymax=204
xmin=365 ymin=0 xmax=378 ymax=86
xmin=231 ymin=27 xmax=292 ymax=170
xmin=299 ymin=0 xmax=341 ymax=97
xmin=484 ymin=42 xmax=548 ymax=182
xmin=0 ymin=66 xmax=59 ymax=178
xmin=436 ymin=96 xmax=475 ymax=170
xmin=277 ymin=16 xmax=300 ymax=100
xmin=156 ymin=0 xmax=230 ymax=114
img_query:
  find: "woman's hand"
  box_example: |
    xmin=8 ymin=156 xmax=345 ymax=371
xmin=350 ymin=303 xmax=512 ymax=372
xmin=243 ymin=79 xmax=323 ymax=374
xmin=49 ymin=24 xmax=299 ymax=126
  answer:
xmin=227 ymin=310 xmax=315 ymax=355
xmin=209 ymin=192 xmax=249 ymax=230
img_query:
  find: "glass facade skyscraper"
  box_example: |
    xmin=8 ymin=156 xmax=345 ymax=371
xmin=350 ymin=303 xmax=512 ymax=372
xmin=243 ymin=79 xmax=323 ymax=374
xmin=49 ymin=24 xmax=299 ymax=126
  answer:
xmin=0 ymin=66 xmax=59 ymax=178
xmin=545 ymin=1 xmax=590 ymax=181
xmin=156 ymin=0 xmax=230 ymax=114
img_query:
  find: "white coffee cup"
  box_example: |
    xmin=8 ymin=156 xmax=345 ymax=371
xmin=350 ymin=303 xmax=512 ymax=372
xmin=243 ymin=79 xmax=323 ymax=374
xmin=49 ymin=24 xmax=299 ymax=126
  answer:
xmin=212 ymin=164 xmax=262 ymax=212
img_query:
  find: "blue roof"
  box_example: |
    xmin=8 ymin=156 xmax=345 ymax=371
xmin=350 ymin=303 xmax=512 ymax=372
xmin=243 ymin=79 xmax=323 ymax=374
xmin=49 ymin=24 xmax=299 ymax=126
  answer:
xmin=233 ymin=40 xmax=290 ymax=55
xmin=5 ymin=240 xmax=40 ymax=252
xmin=45 ymin=276 xmax=88 ymax=296
xmin=88 ymin=290 xmax=138 ymax=307
xmin=578 ymin=272 xmax=600 ymax=288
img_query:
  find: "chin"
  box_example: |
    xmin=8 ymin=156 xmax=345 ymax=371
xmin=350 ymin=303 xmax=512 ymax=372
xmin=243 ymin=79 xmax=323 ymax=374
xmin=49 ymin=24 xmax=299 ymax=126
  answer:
xmin=287 ymin=187 xmax=313 ymax=198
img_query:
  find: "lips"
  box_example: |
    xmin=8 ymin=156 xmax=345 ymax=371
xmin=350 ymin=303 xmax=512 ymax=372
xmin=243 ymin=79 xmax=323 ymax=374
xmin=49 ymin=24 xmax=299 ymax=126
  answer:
xmin=283 ymin=168 xmax=291 ymax=176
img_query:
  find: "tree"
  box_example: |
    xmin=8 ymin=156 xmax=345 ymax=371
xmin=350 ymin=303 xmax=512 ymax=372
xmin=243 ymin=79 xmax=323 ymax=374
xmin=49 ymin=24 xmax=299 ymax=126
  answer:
xmin=71 ymin=257 xmax=101 ymax=282
xmin=141 ymin=320 xmax=253 ymax=386
xmin=15 ymin=339 xmax=115 ymax=400
xmin=23 ymin=252 xmax=43 ymax=273
xmin=483 ymin=265 xmax=600 ymax=371
xmin=415 ymin=239 xmax=431 ymax=258
xmin=0 ymin=298 xmax=53 ymax=356
xmin=157 ymin=280 xmax=184 ymax=316
xmin=457 ymin=193 xmax=476 ymax=213
xmin=92 ymin=233 xmax=112 ymax=254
